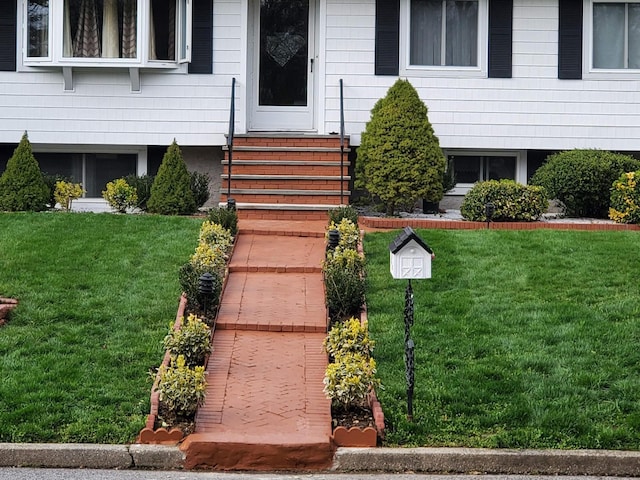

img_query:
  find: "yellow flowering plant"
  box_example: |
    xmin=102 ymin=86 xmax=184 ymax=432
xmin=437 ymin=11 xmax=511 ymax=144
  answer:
xmin=198 ymin=221 xmax=233 ymax=253
xmin=327 ymin=218 xmax=360 ymax=250
xmin=54 ymin=180 xmax=84 ymax=210
xmin=609 ymin=171 xmax=640 ymax=224
xmin=102 ymin=178 xmax=138 ymax=213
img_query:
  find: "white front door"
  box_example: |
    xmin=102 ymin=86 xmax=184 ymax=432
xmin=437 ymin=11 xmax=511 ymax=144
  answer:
xmin=248 ymin=0 xmax=316 ymax=131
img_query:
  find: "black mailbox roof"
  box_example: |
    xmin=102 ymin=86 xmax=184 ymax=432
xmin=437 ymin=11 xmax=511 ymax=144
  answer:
xmin=389 ymin=226 xmax=433 ymax=254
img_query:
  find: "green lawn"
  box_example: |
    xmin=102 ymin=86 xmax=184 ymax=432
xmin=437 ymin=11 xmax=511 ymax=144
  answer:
xmin=0 ymin=213 xmax=202 ymax=443
xmin=364 ymin=229 xmax=640 ymax=449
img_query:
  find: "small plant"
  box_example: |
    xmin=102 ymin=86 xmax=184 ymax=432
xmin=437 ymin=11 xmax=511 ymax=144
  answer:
xmin=323 ymin=247 xmax=366 ymax=323
xmin=198 ymin=221 xmax=233 ymax=254
xmin=147 ymin=140 xmax=196 ymax=215
xmin=328 ymin=205 xmax=359 ymax=228
xmin=0 ymin=132 xmax=50 ymax=212
xmin=54 ymin=180 xmax=84 ymax=211
xmin=102 ymin=178 xmax=138 ymax=213
xmin=324 ymin=317 xmax=375 ymax=360
xmin=207 ymin=206 xmax=238 ymax=237
xmin=43 ymin=173 xmax=71 ymax=208
xmin=531 ymin=149 xmax=640 ymax=218
xmin=190 ymin=171 xmax=211 ymax=209
xmin=163 ymin=314 xmax=212 ymax=367
xmin=609 ymin=171 xmax=640 ymax=224
xmin=327 ymin=218 xmax=360 ymax=251
xmin=190 ymin=242 xmax=227 ymax=274
xmin=157 ymin=354 xmax=207 ymax=419
xmin=124 ymin=174 xmax=155 ymax=211
xmin=323 ymin=353 xmax=380 ymax=410
xmin=179 ymin=262 xmax=223 ymax=313
xmin=460 ymin=180 xmax=548 ymax=222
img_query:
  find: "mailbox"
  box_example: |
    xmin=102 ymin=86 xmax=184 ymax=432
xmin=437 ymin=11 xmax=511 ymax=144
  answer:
xmin=389 ymin=226 xmax=434 ymax=280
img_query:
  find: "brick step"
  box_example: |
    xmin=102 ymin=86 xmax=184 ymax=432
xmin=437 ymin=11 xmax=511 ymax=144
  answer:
xmin=224 ymin=178 xmax=348 ymax=191
xmin=223 ymin=161 xmax=349 ymax=176
xmin=231 ymin=134 xmax=348 ymax=148
xmin=222 ymin=191 xmax=346 ymax=204
xmin=237 ymin=209 xmax=334 ymax=221
xmin=226 ymin=149 xmax=347 ymax=162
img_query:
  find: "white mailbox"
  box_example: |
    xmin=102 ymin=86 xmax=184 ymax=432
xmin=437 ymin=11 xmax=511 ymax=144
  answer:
xmin=389 ymin=226 xmax=434 ymax=280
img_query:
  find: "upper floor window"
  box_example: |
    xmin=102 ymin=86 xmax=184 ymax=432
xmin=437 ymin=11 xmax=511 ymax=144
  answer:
xmin=409 ymin=0 xmax=479 ymax=67
xmin=592 ymin=1 xmax=640 ymax=69
xmin=24 ymin=0 xmax=192 ymax=66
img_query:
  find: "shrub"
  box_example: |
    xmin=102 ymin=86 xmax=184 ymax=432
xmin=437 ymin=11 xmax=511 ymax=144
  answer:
xmin=198 ymin=221 xmax=233 ymax=254
xmin=531 ymin=149 xmax=640 ymax=218
xmin=54 ymin=181 xmax=84 ymax=211
xmin=124 ymin=174 xmax=154 ymax=211
xmin=190 ymin=242 xmax=227 ymax=274
xmin=43 ymin=173 xmax=71 ymax=208
xmin=179 ymin=262 xmax=223 ymax=313
xmin=460 ymin=180 xmax=548 ymax=222
xmin=356 ymin=79 xmax=446 ymax=215
xmin=323 ymin=247 xmax=366 ymax=323
xmin=147 ymin=140 xmax=196 ymax=215
xmin=324 ymin=317 xmax=375 ymax=360
xmin=0 ymin=132 xmax=50 ymax=212
xmin=190 ymin=171 xmax=211 ymax=209
xmin=157 ymin=355 xmax=207 ymax=419
xmin=207 ymin=206 xmax=238 ymax=237
xmin=102 ymin=178 xmax=138 ymax=213
xmin=327 ymin=218 xmax=360 ymax=251
xmin=609 ymin=171 xmax=640 ymax=224
xmin=163 ymin=314 xmax=212 ymax=367
xmin=328 ymin=205 xmax=359 ymax=228
xmin=323 ymin=353 xmax=380 ymax=410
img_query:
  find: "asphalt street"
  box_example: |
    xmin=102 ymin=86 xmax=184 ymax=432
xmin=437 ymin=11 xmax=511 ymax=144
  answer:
xmin=1 ymin=472 xmax=638 ymax=480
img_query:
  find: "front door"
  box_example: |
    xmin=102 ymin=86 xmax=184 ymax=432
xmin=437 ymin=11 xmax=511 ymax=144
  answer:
xmin=249 ymin=0 xmax=315 ymax=131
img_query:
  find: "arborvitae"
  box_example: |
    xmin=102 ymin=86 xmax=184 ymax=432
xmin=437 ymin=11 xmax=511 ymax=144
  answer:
xmin=147 ymin=140 xmax=196 ymax=215
xmin=0 ymin=132 xmax=49 ymax=212
xmin=355 ymin=79 xmax=446 ymax=215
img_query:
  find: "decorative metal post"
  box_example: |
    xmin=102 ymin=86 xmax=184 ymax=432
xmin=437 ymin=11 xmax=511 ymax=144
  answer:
xmin=404 ymin=279 xmax=415 ymax=421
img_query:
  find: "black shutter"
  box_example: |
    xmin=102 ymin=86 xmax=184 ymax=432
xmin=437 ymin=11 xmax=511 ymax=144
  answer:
xmin=189 ymin=0 xmax=213 ymax=74
xmin=0 ymin=0 xmax=17 ymax=71
xmin=375 ymin=0 xmax=400 ymax=76
xmin=488 ymin=0 xmax=513 ymax=78
xmin=558 ymin=0 xmax=583 ymax=79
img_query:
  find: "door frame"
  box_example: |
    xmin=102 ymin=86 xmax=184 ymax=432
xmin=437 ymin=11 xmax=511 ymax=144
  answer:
xmin=247 ymin=0 xmax=318 ymax=131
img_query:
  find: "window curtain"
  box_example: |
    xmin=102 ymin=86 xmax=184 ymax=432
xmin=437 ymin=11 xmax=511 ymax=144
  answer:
xmin=593 ymin=3 xmax=624 ymax=68
xmin=121 ymin=0 xmax=137 ymax=58
xmin=410 ymin=0 xmax=442 ymax=65
xmin=102 ymin=0 xmax=118 ymax=57
xmin=73 ymin=0 xmax=101 ymax=57
xmin=445 ymin=0 xmax=477 ymax=66
xmin=629 ymin=5 xmax=640 ymax=68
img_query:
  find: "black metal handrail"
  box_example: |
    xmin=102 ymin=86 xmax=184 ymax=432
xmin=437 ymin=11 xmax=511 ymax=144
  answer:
xmin=226 ymin=77 xmax=236 ymax=210
xmin=339 ymin=78 xmax=345 ymax=205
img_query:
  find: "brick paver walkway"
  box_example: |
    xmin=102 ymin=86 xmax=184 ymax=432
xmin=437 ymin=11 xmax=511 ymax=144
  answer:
xmin=181 ymin=220 xmax=333 ymax=470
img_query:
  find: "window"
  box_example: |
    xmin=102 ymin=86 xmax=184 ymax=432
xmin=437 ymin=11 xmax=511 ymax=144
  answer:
xmin=409 ymin=0 xmax=479 ymax=67
xmin=24 ymin=0 xmax=192 ymax=66
xmin=592 ymin=2 xmax=640 ymax=69
xmin=449 ymin=154 xmax=516 ymax=184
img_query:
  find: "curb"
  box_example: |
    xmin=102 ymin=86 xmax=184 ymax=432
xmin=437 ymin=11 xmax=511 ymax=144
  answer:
xmin=332 ymin=447 xmax=640 ymax=476
xmin=0 ymin=444 xmax=184 ymax=470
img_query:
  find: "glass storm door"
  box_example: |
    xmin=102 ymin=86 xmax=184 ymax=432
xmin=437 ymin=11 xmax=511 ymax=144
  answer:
xmin=249 ymin=0 xmax=315 ymax=130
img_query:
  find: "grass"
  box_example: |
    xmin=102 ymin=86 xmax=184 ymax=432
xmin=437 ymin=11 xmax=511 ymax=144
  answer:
xmin=0 ymin=212 xmax=202 ymax=443
xmin=364 ymin=229 xmax=640 ymax=449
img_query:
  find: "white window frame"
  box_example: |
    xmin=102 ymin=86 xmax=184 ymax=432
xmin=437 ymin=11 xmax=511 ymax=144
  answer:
xmin=20 ymin=0 xmax=192 ymax=69
xmin=583 ymin=0 xmax=640 ymax=78
xmin=400 ymin=0 xmax=488 ymax=78
xmin=444 ymin=149 xmax=526 ymax=195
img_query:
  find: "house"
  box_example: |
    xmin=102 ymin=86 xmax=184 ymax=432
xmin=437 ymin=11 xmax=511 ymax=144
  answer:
xmin=1 ymin=0 xmax=639 ymax=216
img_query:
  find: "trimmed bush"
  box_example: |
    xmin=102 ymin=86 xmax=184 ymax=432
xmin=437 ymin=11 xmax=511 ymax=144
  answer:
xmin=327 ymin=218 xmax=360 ymax=251
xmin=356 ymin=79 xmax=446 ymax=215
xmin=178 ymin=262 xmax=223 ymax=313
xmin=531 ymin=149 xmax=640 ymax=218
xmin=102 ymin=178 xmax=138 ymax=213
xmin=124 ymin=174 xmax=154 ymax=211
xmin=328 ymin=205 xmax=359 ymax=227
xmin=609 ymin=171 xmax=640 ymax=224
xmin=54 ymin=181 xmax=84 ymax=211
xmin=147 ymin=140 xmax=196 ymax=215
xmin=43 ymin=173 xmax=71 ymax=208
xmin=323 ymin=247 xmax=366 ymax=323
xmin=323 ymin=353 xmax=380 ymax=409
xmin=157 ymin=355 xmax=207 ymax=419
xmin=0 ymin=132 xmax=49 ymax=212
xmin=190 ymin=171 xmax=211 ymax=209
xmin=163 ymin=314 xmax=212 ymax=368
xmin=324 ymin=317 xmax=375 ymax=360
xmin=207 ymin=206 xmax=238 ymax=237
xmin=198 ymin=221 xmax=233 ymax=254
xmin=460 ymin=180 xmax=548 ymax=222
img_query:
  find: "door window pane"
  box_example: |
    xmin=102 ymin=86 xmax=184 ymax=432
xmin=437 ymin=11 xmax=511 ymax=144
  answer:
xmin=27 ymin=0 xmax=49 ymax=58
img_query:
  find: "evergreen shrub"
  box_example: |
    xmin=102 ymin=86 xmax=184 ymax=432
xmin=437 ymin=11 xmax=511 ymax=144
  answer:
xmin=207 ymin=206 xmax=238 ymax=237
xmin=356 ymin=79 xmax=446 ymax=215
xmin=460 ymin=180 xmax=548 ymax=222
xmin=147 ymin=140 xmax=196 ymax=215
xmin=609 ymin=171 xmax=640 ymax=224
xmin=124 ymin=174 xmax=155 ymax=211
xmin=323 ymin=247 xmax=366 ymax=324
xmin=190 ymin=171 xmax=210 ymax=209
xmin=178 ymin=262 xmax=223 ymax=313
xmin=531 ymin=149 xmax=640 ymax=218
xmin=0 ymin=132 xmax=49 ymax=212
xmin=328 ymin=205 xmax=359 ymax=227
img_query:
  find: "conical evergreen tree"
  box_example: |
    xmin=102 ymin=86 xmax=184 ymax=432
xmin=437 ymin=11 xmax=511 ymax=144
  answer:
xmin=147 ymin=140 xmax=196 ymax=215
xmin=0 ymin=132 xmax=49 ymax=211
xmin=355 ymin=79 xmax=446 ymax=215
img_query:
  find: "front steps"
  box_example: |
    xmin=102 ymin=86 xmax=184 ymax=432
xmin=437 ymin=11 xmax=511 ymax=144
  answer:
xmin=221 ymin=134 xmax=351 ymax=220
